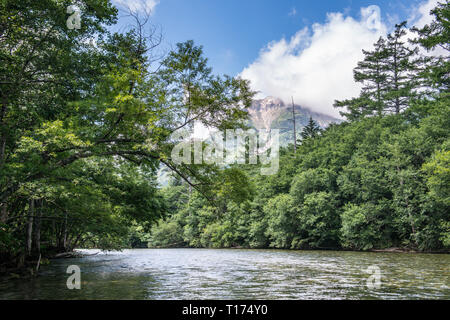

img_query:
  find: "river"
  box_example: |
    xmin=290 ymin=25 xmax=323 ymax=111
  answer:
xmin=0 ymin=249 xmax=448 ymax=299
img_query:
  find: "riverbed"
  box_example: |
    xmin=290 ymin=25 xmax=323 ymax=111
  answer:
xmin=0 ymin=249 xmax=448 ymax=299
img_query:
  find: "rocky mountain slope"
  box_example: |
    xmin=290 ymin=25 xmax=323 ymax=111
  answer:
xmin=249 ymin=96 xmax=340 ymax=146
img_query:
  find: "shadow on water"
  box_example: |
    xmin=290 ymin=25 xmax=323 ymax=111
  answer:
xmin=0 ymin=249 xmax=449 ymax=299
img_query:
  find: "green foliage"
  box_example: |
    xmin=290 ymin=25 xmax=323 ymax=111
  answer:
xmin=0 ymin=1 xmax=253 ymax=263
xmin=2 ymin=1 xmax=448 ymax=262
xmin=423 ymin=149 xmax=450 ymax=206
xmin=148 ymin=2 xmax=450 ymax=252
xmin=336 ymin=37 xmax=389 ymax=118
xmin=149 ymin=220 xmax=185 ymax=248
xmin=411 ymin=0 xmax=449 ymax=91
xmin=151 ymin=62 xmax=449 ymax=253
xmin=299 ymin=117 xmax=321 ymax=141
xmin=335 ymin=22 xmax=422 ymax=118
xmin=151 ymin=92 xmax=449 ymax=252
xmin=412 ymin=1 xmax=449 ymax=52
xmin=264 ymin=194 xmax=296 ymax=248
xmin=340 ymin=203 xmax=386 ymax=250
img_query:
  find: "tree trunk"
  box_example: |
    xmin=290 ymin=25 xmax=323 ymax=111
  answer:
xmin=71 ymin=233 xmax=82 ymax=250
xmin=376 ymin=63 xmax=382 ymax=116
xmin=63 ymin=212 xmax=68 ymax=251
xmin=0 ymin=94 xmax=7 ymax=166
xmin=0 ymin=202 xmax=7 ymax=223
xmin=394 ymin=44 xmax=400 ymax=114
xmin=26 ymin=199 xmax=34 ymax=255
xmin=33 ymin=199 xmax=43 ymax=255
xmin=36 ymin=253 xmax=41 ymax=273
xmin=0 ymin=136 xmax=5 ymax=166
xmin=397 ymin=167 xmax=416 ymax=242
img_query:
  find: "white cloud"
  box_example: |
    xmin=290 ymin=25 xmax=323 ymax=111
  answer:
xmin=113 ymin=0 xmax=159 ymax=13
xmin=402 ymin=0 xmax=447 ymax=57
xmin=240 ymin=6 xmax=386 ymax=118
xmin=407 ymin=0 xmax=447 ymax=56
xmin=409 ymin=0 xmax=440 ymax=28
xmin=239 ymin=0 xmax=443 ymax=118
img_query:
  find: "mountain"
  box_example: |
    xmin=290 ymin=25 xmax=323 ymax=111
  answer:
xmin=248 ymin=96 xmax=340 ymax=146
xmin=158 ymin=97 xmax=341 ymax=186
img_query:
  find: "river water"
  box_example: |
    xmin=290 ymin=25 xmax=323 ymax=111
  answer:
xmin=0 ymin=249 xmax=448 ymax=299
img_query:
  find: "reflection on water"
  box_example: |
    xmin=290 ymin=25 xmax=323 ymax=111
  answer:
xmin=0 ymin=249 xmax=449 ymax=299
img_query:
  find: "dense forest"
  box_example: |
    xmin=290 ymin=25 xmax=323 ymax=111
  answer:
xmin=146 ymin=2 xmax=450 ymax=252
xmin=0 ymin=0 xmax=449 ymax=274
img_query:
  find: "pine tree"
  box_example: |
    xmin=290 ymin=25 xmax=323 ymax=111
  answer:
xmin=334 ymin=37 xmax=389 ymax=119
xmin=412 ymin=1 xmax=450 ymax=91
xmin=354 ymin=37 xmax=390 ymax=116
xmin=412 ymin=1 xmax=450 ymax=52
xmin=335 ymin=22 xmax=421 ymax=119
xmin=300 ymin=117 xmax=321 ymax=141
xmin=334 ymin=96 xmax=372 ymax=121
xmin=383 ymin=21 xmax=420 ymax=114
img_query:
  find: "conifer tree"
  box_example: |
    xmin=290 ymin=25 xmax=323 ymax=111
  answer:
xmin=384 ymin=21 xmax=420 ymax=114
xmin=354 ymin=37 xmax=390 ymax=116
xmin=412 ymin=1 xmax=449 ymax=91
xmin=335 ymin=22 xmax=421 ymax=119
xmin=300 ymin=116 xmax=321 ymax=141
xmin=334 ymin=37 xmax=389 ymax=119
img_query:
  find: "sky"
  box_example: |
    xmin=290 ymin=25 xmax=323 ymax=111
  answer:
xmin=111 ymin=0 xmax=443 ymax=117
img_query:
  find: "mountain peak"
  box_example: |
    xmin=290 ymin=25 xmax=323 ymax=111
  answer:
xmin=248 ymin=96 xmax=340 ymax=145
xmin=252 ymin=96 xmax=284 ymax=109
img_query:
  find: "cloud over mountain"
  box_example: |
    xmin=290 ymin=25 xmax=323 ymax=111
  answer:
xmin=240 ymin=0 xmax=441 ymax=118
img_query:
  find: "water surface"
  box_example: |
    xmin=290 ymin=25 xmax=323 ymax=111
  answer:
xmin=0 ymin=249 xmax=448 ymax=299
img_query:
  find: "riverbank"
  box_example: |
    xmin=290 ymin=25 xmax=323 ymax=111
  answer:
xmin=0 ymin=257 xmax=45 ymax=280
xmin=0 ymin=251 xmax=84 ymax=280
xmin=370 ymin=247 xmax=450 ymax=254
xmin=147 ymin=245 xmax=450 ymax=254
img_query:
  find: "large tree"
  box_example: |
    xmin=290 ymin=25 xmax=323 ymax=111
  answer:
xmin=0 ymin=0 xmax=254 ymax=264
xmin=335 ymin=22 xmax=421 ymax=119
xmin=412 ymin=1 xmax=450 ymax=91
xmin=335 ymin=37 xmax=389 ymax=119
xmin=384 ymin=22 xmax=420 ymax=114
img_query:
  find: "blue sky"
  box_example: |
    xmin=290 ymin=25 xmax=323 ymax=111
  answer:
xmin=111 ymin=0 xmax=439 ymax=116
xmin=113 ymin=0 xmax=422 ymax=75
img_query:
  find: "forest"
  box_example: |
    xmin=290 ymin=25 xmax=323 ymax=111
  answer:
xmin=0 ymin=0 xmax=449 ymax=274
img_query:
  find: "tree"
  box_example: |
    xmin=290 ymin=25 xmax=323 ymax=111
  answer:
xmin=334 ymin=96 xmax=374 ymax=121
xmin=412 ymin=1 xmax=450 ymax=52
xmin=264 ymin=194 xmax=297 ymax=249
xmin=0 ymin=1 xmax=255 ymax=266
xmin=299 ymin=117 xmax=321 ymax=141
xmin=335 ymin=37 xmax=389 ymax=118
xmin=422 ymin=149 xmax=450 ymax=248
xmin=412 ymin=1 xmax=450 ymax=91
xmin=355 ymin=37 xmax=389 ymax=113
xmin=384 ymin=22 xmax=420 ymax=114
xmin=335 ymin=22 xmax=421 ymax=120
